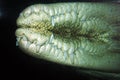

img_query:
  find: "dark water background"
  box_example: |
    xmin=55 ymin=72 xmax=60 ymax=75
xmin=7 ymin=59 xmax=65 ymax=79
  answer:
xmin=1 ymin=0 xmax=119 ymax=80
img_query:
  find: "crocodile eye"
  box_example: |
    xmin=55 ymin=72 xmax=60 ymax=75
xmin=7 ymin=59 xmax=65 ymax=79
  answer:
xmin=15 ymin=2 xmax=120 ymax=73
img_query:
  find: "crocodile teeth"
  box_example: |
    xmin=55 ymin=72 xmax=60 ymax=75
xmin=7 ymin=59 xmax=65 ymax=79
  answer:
xmin=49 ymin=34 xmax=54 ymax=43
xmin=36 ymin=45 xmax=40 ymax=53
xmin=37 ymin=37 xmax=47 ymax=46
xmin=46 ymin=44 xmax=51 ymax=53
xmin=39 ymin=45 xmax=46 ymax=54
xmin=26 ymin=41 xmax=31 ymax=49
xmin=28 ymin=43 xmax=36 ymax=53
xmin=50 ymin=46 xmax=55 ymax=55
xmin=51 ymin=16 xmax=55 ymax=26
xmin=22 ymin=36 xmax=27 ymax=41
xmin=16 ymin=38 xmax=20 ymax=46
xmin=70 ymin=53 xmax=74 ymax=64
xmin=16 ymin=40 xmax=19 ymax=46
xmin=19 ymin=38 xmax=28 ymax=49
xmin=63 ymin=51 xmax=67 ymax=61
xmin=54 ymin=47 xmax=59 ymax=57
xmin=62 ymin=42 xmax=69 ymax=51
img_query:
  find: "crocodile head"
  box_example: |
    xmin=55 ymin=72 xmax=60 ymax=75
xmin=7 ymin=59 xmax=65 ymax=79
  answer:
xmin=15 ymin=2 xmax=120 ymax=79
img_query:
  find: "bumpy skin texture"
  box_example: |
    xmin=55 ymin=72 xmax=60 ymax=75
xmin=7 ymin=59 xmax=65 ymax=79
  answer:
xmin=16 ymin=2 xmax=120 ymax=74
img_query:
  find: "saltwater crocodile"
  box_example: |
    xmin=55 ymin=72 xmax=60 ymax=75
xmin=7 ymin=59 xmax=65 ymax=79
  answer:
xmin=15 ymin=2 xmax=120 ymax=79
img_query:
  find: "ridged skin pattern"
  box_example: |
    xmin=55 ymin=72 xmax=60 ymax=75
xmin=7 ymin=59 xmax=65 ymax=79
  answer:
xmin=16 ymin=3 xmax=120 ymax=73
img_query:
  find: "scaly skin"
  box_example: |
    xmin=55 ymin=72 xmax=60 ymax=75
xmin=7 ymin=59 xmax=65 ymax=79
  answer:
xmin=15 ymin=2 xmax=120 ymax=77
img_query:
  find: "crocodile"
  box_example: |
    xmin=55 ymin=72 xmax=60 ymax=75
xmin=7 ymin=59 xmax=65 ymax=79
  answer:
xmin=15 ymin=2 xmax=120 ymax=79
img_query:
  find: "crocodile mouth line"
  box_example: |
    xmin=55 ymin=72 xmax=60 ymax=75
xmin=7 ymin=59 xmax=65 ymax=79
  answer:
xmin=15 ymin=3 xmax=120 ymax=72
